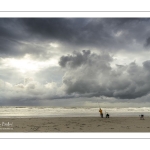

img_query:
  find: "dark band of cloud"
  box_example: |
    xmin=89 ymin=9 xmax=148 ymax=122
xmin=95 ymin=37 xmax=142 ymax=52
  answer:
xmin=0 ymin=18 xmax=150 ymax=58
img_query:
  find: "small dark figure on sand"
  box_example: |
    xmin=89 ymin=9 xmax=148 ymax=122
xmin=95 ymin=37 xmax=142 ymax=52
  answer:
xmin=106 ymin=113 xmax=109 ymax=118
xmin=139 ymin=114 xmax=144 ymax=120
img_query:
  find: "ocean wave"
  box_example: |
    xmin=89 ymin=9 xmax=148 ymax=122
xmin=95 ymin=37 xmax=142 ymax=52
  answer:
xmin=0 ymin=107 xmax=150 ymax=117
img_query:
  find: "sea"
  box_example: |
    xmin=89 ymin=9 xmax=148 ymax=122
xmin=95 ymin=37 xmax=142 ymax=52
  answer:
xmin=0 ymin=106 xmax=150 ymax=118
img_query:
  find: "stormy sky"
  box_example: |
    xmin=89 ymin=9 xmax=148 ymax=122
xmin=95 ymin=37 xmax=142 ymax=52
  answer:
xmin=1 ymin=18 xmax=150 ymax=107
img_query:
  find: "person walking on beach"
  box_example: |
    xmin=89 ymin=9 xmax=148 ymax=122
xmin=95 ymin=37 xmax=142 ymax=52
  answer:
xmin=99 ymin=108 xmax=103 ymax=118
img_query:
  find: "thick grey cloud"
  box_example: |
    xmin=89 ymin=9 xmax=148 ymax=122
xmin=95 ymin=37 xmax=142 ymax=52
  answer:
xmin=60 ymin=50 xmax=150 ymax=100
xmin=59 ymin=50 xmax=92 ymax=68
xmin=144 ymin=37 xmax=150 ymax=48
xmin=59 ymin=50 xmax=112 ymax=69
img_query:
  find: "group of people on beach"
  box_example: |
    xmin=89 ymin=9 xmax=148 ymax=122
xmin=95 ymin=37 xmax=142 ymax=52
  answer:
xmin=99 ymin=108 xmax=145 ymax=119
xmin=99 ymin=108 xmax=109 ymax=118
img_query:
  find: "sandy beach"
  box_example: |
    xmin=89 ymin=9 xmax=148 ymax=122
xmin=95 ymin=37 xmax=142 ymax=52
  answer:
xmin=0 ymin=117 xmax=150 ymax=132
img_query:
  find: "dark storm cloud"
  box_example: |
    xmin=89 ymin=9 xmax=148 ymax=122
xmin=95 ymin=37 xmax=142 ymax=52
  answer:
xmin=1 ymin=18 xmax=150 ymax=58
xmin=20 ymin=18 xmax=78 ymax=41
xmin=20 ymin=18 xmax=150 ymax=50
xmin=59 ymin=50 xmax=112 ymax=69
xmin=0 ymin=19 xmax=30 ymax=57
xmin=59 ymin=50 xmax=150 ymax=100
xmin=59 ymin=50 xmax=91 ymax=68
xmin=0 ymin=18 xmax=54 ymax=58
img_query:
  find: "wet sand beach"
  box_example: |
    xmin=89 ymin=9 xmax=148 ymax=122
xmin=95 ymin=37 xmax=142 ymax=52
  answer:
xmin=0 ymin=117 xmax=150 ymax=132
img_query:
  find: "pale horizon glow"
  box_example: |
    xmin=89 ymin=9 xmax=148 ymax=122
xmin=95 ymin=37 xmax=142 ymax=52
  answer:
xmin=1 ymin=57 xmax=59 ymax=73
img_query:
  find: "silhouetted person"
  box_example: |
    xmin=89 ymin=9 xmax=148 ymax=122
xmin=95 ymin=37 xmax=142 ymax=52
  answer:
xmin=106 ymin=113 xmax=109 ymax=118
xmin=99 ymin=108 xmax=103 ymax=118
xmin=139 ymin=114 xmax=144 ymax=120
